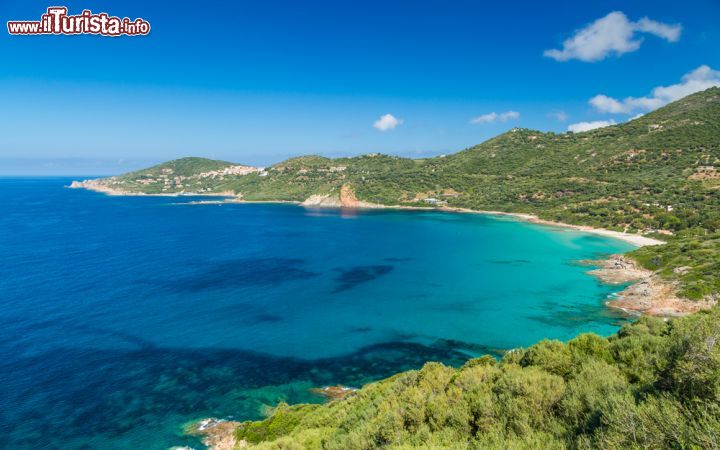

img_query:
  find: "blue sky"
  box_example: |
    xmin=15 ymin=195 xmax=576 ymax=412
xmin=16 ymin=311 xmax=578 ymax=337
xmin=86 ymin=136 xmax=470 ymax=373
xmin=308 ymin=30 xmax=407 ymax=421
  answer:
xmin=1 ymin=0 xmax=718 ymax=174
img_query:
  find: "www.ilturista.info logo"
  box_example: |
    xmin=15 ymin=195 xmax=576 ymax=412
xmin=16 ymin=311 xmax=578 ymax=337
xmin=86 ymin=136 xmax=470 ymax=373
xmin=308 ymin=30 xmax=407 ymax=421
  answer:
xmin=7 ymin=7 xmax=150 ymax=36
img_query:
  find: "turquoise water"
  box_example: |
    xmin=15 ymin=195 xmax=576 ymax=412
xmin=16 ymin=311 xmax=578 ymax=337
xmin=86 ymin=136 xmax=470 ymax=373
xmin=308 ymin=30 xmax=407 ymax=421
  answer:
xmin=0 ymin=178 xmax=634 ymax=448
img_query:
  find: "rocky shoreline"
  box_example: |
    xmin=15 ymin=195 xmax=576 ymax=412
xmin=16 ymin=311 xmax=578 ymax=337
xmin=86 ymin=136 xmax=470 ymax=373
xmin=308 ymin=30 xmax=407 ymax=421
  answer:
xmin=68 ymin=179 xmax=238 ymax=198
xmin=184 ymin=418 xmax=244 ymax=450
xmin=183 ymin=385 xmax=357 ymax=449
xmin=583 ymin=255 xmax=716 ymax=317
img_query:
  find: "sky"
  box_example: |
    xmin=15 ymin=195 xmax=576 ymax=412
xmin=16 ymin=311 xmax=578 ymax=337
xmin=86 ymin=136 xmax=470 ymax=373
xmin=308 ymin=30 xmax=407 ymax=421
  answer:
xmin=0 ymin=0 xmax=718 ymax=175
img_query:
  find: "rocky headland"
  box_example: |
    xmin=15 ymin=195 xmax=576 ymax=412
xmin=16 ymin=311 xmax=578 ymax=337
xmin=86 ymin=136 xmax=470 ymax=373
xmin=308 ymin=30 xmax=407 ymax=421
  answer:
xmin=584 ymin=255 xmax=716 ymax=317
xmin=301 ymin=184 xmax=383 ymax=208
xmin=185 ymin=385 xmax=358 ymax=449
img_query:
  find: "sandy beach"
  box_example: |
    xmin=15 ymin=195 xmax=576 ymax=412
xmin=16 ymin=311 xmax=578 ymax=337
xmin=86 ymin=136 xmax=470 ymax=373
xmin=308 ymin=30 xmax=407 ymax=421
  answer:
xmin=433 ymin=207 xmax=665 ymax=248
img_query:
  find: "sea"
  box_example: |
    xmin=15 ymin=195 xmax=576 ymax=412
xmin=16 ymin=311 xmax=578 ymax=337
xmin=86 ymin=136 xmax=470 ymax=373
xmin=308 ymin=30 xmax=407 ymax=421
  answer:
xmin=0 ymin=177 xmax=634 ymax=449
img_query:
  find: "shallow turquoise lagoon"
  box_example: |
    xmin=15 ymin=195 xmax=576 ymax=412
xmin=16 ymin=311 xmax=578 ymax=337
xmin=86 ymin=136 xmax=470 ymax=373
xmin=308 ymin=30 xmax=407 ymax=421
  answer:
xmin=0 ymin=178 xmax=634 ymax=448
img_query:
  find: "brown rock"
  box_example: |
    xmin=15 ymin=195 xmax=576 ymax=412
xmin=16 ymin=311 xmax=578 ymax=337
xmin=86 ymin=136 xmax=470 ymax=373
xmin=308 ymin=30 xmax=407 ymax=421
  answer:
xmin=310 ymin=385 xmax=358 ymax=401
xmin=187 ymin=418 xmax=242 ymax=450
xmin=339 ymin=184 xmax=361 ymax=207
xmin=586 ymin=255 xmax=717 ymax=317
xmin=584 ymin=255 xmax=650 ymax=285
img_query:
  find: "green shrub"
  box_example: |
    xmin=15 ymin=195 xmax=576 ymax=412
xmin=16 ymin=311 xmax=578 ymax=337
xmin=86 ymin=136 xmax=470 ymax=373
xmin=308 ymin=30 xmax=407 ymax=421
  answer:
xmin=232 ymin=311 xmax=720 ymax=448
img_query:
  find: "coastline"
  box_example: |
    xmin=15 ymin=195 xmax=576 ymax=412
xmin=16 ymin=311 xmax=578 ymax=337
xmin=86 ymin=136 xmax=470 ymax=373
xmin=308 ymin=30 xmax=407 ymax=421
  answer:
xmin=406 ymin=205 xmax=665 ymax=248
xmin=68 ymin=180 xmax=238 ymax=198
xmin=279 ymin=186 xmax=666 ymax=247
xmin=300 ymin=198 xmax=665 ymax=248
xmin=72 ymin=180 xmax=690 ymax=317
xmin=185 ymin=385 xmax=358 ymax=450
xmin=583 ymin=255 xmax=716 ymax=317
xmin=68 ymin=179 xmax=301 ymax=204
xmin=71 ymin=181 xmax=663 ymax=248
xmin=185 ymin=418 xmax=243 ymax=450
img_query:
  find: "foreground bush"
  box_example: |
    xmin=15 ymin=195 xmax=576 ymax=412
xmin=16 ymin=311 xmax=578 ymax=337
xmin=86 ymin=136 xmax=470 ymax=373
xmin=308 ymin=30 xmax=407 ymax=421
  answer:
xmin=236 ymin=309 xmax=720 ymax=449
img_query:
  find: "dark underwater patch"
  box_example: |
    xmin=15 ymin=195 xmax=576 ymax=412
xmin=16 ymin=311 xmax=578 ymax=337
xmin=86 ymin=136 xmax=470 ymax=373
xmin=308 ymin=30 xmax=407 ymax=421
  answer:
xmin=528 ymin=301 xmax=630 ymax=329
xmin=382 ymin=257 xmax=413 ymax=262
xmin=150 ymin=258 xmax=319 ymax=292
xmin=350 ymin=326 xmax=372 ymax=333
xmin=576 ymin=235 xmax=612 ymax=245
xmin=332 ymin=264 xmax=393 ymax=293
xmin=207 ymin=301 xmax=288 ymax=326
xmin=423 ymin=300 xmax=493 ymax=313
xmin=487 ymin=259 xmax=531 ymax=265
xmin=0 ymin=340 xmax=472 ymax=448
xmin=432 ymin=338 xmax=507 ymax=358
xmin=254 ymin=313 xmax=284 ymax=323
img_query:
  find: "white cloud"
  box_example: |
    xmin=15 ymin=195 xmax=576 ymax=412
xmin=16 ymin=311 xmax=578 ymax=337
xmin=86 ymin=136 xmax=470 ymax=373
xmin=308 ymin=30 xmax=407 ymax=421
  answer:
xmin=635 ymin=17 xmax=682 ymax=42
xmin=548 ymin=110 xmax=568 ymax=122
xmin=500 ymin=111 xmax=520 ymax=121
xmin=373 ymin=113 xmax=402 ymax=131
xmin=590 ymin=65 xmax=720 ymax=114
xmin=470 ymin=110 xmax=519 ymax=124
xmin=588 ymin=94 xmax=627 ymax=114
xmin=470 ymin=112 xmax=498 ymax=124
xmin=544 ymin=11 xmax=681 ymax=62
xmin=567 ymin=120 xmax=616 ymax=133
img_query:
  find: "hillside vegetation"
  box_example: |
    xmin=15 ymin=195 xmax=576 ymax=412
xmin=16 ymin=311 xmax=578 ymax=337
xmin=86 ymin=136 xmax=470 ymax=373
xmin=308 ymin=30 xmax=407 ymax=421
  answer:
xmin=90 ymin=87 xmax=720 ymax=301
xmin=233 ymin=309 xmax=720 ymax=449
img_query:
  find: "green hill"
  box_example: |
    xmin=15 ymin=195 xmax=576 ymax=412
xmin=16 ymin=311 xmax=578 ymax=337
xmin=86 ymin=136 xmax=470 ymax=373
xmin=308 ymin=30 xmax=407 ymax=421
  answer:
xmin=107 ymin=157 xmax=242 ymax=194
xmin=119 ymin=156 xmax=235 ymax=179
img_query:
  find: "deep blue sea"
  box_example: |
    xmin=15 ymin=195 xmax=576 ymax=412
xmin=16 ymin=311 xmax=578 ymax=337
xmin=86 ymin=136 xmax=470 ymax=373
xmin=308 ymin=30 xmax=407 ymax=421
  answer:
xmin=0 ymin=178 xmax=634 ymax=449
